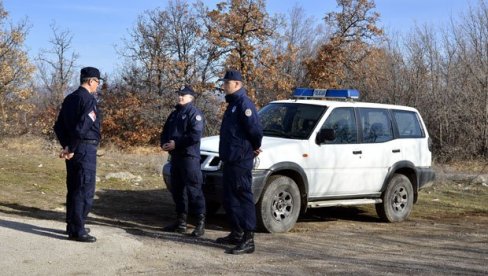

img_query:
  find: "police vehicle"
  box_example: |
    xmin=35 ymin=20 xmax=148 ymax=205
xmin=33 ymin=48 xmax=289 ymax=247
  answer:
xmin=163 ymin=88 xmax=435 ymax=233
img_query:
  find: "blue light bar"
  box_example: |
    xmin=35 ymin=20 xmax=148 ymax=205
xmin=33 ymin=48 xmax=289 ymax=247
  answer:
xmin=293 ymin=88 xmax=315 ymax=97
xmin=292 ymin=88 xmax=360 ymax=100
xmin=325 ymin=89 xmax=359 ymax=99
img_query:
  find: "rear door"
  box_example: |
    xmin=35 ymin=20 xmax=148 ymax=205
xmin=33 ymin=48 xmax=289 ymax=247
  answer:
xmin=357 ymin=108 xmax=403 ymax=192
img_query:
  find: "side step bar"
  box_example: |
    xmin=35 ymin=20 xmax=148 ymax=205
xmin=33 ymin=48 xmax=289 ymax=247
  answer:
xmin=308 ymin=198 xmax=382 ymax=208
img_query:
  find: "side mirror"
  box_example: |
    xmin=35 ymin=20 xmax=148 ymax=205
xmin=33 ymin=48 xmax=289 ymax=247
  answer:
xmin=316 ymin=128 xmax=336 ymax=144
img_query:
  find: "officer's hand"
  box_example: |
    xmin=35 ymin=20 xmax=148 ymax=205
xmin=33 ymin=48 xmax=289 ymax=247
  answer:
xmin=162 ymin=140 xmax=175 ymax=151
xmin=59 ymin=146 xmax=74 ymax=160
xmin=162 ymin=143 xmax=169 ymax=151
xmin=59 ymin=146 xmax=75 ymax=160
xmin=59 ymin=147 xmax=68 ymax=159
xmin=65 ymin=152 xmax=74 ymax=160
xmin=254 ymin=148 xmax=262 ymax=157
xmin=59 ymin=149 xmax=66 ymax=158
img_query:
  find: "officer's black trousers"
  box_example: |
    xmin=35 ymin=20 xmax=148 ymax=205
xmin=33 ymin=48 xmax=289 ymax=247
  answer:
xmin=169 ymin=156 xmax=206 ymax=215
xmin=65 ymin=143 xmax=97 ymax=236
xmin=222 ymin=159 xmax=256 ymax=232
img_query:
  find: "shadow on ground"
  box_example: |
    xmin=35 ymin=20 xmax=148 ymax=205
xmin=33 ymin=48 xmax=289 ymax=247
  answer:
xmin=299 ymin=206 xmax=382 ymax=223
xmin=0 ymin=188 xmax=382 ymax=244
xmin=0 ymin=218 xmax=66 ymax=240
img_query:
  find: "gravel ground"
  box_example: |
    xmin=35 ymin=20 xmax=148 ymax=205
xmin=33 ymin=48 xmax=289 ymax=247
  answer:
xmin=1 ymin=209 xmax=487 ymax=275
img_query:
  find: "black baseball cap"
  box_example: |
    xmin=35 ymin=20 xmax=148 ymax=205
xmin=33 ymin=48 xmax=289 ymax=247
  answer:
xmin=80 ymin=67 xmax=103 ymax=81
xmin=176 ymin=85 xmax=195 ymax=96
xmin=218 ymin=69 xmax=243 ymax=82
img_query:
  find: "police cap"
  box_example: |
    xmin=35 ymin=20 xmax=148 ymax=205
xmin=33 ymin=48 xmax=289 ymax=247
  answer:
xmin=80 ymin=67 xmax=103 ymax=81
xmin=218 ymin=69 xmax=243 ymax=82
xmin=176 ymin=85 xmax=195 ymax=96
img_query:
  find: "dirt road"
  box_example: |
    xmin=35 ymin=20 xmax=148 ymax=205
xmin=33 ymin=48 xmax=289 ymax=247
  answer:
xmin=1 ymin=138 xmax=486 ymax=275
xmin=1 ymin=206 xmax=486 ymax=275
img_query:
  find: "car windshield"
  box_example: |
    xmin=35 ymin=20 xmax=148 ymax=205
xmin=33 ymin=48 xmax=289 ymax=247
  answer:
xmin=259 ymin=103 xmax=327 ymax=139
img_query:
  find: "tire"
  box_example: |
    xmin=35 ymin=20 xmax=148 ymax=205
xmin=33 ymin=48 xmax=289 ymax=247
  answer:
xmin=376 ymin=174 xmax=414 ymax=222
xmin=257 ymin=175 xmax=301 ymax=233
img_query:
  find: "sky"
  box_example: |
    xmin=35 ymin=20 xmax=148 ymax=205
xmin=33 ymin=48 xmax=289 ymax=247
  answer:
xmin=3 ymin=0 xmax=473 ymax=77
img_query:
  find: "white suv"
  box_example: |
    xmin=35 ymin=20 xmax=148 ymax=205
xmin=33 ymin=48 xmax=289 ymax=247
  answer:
xmin=163 ymin=88 xmax=435 ymax=233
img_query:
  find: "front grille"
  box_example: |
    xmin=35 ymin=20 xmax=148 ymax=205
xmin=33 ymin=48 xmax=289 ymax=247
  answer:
xmin=200 ymin=154 xmax=207 ymax=164
xmin=200 ymin=151 xmax=221 ymax=171
xmin=209 ymin=156 xmax=221 ymax=166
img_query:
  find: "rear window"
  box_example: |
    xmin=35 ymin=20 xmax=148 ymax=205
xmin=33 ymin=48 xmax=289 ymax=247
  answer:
xmin=392 ymin=110 xmax=425 ymax=138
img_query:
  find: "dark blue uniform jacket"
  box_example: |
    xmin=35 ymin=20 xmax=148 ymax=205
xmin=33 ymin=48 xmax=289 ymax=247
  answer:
xmin=160 ymin=103 xmax=204 ymax=158
xmin=219 ymin=88 xmax=263 ymax=163
xmin=54 ymin=87 xmax=101 ymax=153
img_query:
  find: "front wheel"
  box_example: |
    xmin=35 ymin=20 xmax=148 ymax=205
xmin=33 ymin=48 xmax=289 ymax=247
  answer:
xmin=257 ymin=175 xmax=301 ymax=233
xmin=376 ymin=174 xmax=414 ymax=222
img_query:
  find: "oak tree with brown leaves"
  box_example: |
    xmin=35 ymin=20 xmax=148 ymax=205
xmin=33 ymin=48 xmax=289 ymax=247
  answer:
xmin=305 ymin=0 xmax=383 ymax=88
xmin=206 ymin=0 xmax=277 ymax=102
xmin=0 ymin=3 xmax=35 ymax=136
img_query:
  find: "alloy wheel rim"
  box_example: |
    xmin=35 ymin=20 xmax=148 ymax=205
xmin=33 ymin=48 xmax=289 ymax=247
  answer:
xmin=272 ymin=190 xmax=293 ymax=221
xmin=392 ymin=186 xmax=408 ymax=213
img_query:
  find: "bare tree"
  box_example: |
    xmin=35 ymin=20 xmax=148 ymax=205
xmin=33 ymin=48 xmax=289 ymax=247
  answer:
xmin=352 ymin=0 xmax=488 ymax=160
xmin=276 ymin=4 xmax=327 ymax=86
xmin=119 ymin=0 xmax=208 ymax=96
xmin=109 ymin=0 xmax=226 ymax=145
xmin=36 ymin=22 xmax=78 ymax=105
xmin=452 ymin=0 xmax=488 ymax=157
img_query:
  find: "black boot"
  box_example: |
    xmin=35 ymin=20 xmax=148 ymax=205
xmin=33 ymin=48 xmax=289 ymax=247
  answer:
xmin=191 ymin=214 xmax=205 ymax=237
xmin=162 ymin=213 xmax=187 ymax=233
xmin=230 ymin=231 xmax=255 ymax=254
xmin=216 ymin=230 xmax=244 ymax=245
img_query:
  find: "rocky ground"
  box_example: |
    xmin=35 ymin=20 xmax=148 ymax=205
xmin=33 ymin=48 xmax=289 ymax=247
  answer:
xmin=1 ymin=205 xmax=486 ymax=275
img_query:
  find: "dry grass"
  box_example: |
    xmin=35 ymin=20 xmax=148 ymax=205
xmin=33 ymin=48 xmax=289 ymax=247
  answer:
xmin=414 ymin=180 xmax=488 ymax=218
xmin=435 ymin=159 xmax=488 ymax=174
xmin=0 ymin=135 xmax=486 ymax=226
xmin=0 ymin=135 xmax=168 ymax=214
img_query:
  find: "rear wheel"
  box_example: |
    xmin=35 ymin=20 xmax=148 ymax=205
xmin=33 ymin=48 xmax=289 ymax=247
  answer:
xmin=257 ymin=175 xmax=301 ymax=233
xmin=376 ymin=174 xmax=414 ymax=222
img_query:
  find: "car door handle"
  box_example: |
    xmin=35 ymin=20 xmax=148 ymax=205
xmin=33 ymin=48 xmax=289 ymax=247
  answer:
xmin=352 ymin=150 xmax=362 ymax=155
xmin=392 ymin=149 xmax=401 ymax=153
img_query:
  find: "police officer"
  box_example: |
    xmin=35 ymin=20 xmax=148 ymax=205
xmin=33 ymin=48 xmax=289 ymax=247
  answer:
xmin=216 ymin=70 xmax=263 ymax=254
xmin=161 ymin=85 xmax=206 ymax=237
xmin=54 ymin=67 xmax=102 ymax=242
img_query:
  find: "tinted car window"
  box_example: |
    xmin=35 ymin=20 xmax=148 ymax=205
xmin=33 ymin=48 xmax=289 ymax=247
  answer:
xmin=359 ymin=108 xmax=393 ymax=143
xmin=321 ymin=107 xmax=358 ymax=144
xmin=393 ymin=110 xmax=425 ymax=138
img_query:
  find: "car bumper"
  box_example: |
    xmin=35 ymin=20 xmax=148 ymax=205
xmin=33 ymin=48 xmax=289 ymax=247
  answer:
xmin=163 ymin=162 xmax=270 ymax=203
xmin=417 ymin=167 xmax=435 ymax=189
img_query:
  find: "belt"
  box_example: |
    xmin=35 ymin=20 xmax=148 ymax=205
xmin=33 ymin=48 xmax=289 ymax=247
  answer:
xmin=82 ymin=139 xmax=99 ymax=145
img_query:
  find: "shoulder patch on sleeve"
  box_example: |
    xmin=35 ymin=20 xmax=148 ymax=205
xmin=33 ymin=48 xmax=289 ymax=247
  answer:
xmin=196 ymin=115 xmax=202 ymax=121
xmin=88 ymin=110 xmax=96 ymax=122
xmin=245 ymin=108 xmax=252 ymax=117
